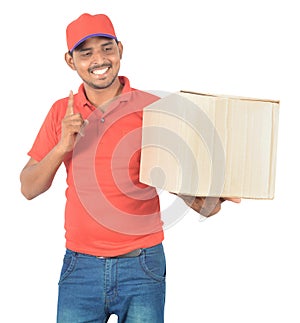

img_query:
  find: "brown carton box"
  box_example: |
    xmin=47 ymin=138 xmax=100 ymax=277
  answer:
xmin=140 ymin=90 xmax=279 ymax=199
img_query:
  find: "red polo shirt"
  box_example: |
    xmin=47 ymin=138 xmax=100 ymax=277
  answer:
xmin=28 ymin=77 xmax=164 ymax=256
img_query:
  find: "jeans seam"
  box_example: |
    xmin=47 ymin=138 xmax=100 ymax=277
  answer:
xmin=58 ymin=252 xmax=78 ymax=285
xmin=139 ymin=250 xmax=166 ymax=282
xmin=57 ymin=248 xmax=165 ymax=322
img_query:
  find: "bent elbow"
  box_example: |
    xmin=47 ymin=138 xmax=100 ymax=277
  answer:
xmin=21 ymin=185 xmax=36 ymax=200
xmin=20 ymin=181 xmax=49 ymax=200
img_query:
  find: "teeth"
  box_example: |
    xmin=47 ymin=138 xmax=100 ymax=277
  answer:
xmin=92 ymin=67 xmax=109 ymax=75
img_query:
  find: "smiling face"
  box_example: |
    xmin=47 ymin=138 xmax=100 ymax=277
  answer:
xmin=65 ymin=36 xmax=123 ymax=92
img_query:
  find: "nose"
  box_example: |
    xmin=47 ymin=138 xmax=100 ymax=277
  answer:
xmin=92 ymin=53 xmax=106 ymax=65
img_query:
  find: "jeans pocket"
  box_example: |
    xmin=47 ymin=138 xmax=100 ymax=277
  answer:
xmin=139 ymin=244 xmax=166 ymax=282
xmin=58 ymin=250 xmax=77 ymax=285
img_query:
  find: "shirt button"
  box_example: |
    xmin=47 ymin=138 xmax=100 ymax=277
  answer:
xmin=100 ymin=117 xmax=105 ymax=123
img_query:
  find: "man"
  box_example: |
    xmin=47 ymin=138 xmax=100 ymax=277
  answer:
xmin=20 ymin=13 xmax=240 ymax=323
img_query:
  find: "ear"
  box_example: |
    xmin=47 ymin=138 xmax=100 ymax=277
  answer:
xmin=117 ymin=41 xmax=123 ymax=59
xmin=65 ymin=52 xmax=76 ymax=71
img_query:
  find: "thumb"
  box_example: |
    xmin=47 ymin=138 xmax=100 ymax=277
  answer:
xmin=222 ymin=197 xmax=241 ymax=203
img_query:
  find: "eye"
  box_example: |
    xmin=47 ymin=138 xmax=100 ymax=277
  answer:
xmin=104 ymin=46 xmax=113 ymax=52
xmin=79 ymin=51 xmax=92 ymax=58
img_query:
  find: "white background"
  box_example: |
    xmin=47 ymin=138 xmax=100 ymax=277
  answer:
xmin=1 ymin=0 xmax=299 ymax=322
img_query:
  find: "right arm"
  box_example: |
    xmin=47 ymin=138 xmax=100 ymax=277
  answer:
xmin=20 ymin=148 xmax=67 ymax=200
xmin=20 ymin=91 xmax=84 ymax=200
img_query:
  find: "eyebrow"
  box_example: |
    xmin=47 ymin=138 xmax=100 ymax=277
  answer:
xmin=101 ymin=41 xmax=114 ymax=47
xmin=78 ymin=41 xmax=114 ymax=52
xmin=78 ymin=47 xmax=92 ymax=53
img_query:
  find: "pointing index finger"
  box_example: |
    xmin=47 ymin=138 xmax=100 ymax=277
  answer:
xmin=66 ymin=90 xmax=74 ymax=116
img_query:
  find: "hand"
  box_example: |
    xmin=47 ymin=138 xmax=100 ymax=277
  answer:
xmin=178 ymin=195 xmax=241 ymax=217
xmin=58 ymin=91 xmax=85 ymax=153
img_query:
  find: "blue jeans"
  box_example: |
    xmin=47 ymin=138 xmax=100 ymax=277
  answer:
xmin=57 ymin=243 xmax=166 ymax=323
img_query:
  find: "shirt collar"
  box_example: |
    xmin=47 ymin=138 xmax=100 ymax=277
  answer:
xmin=75 ymin=76 xmax=133 ymax=109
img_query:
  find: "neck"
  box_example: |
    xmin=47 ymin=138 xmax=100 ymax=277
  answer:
xmin=84 ymin=77 xmax=123 ymax=108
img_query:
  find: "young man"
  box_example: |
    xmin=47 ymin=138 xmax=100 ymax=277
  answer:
xmin=20 ymin=13 xmax=240 ymax=323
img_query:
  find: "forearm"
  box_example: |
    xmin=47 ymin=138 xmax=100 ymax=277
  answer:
xmin=21 ymin=92 xmax=86 ymax=200
xmin=20 ymin=145 xmax=68 ymax=200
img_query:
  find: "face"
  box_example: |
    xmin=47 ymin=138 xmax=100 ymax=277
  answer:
xmin=65 ymin=37 xmax=123 ymax=90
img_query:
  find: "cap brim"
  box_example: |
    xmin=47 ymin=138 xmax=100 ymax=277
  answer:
xmin=70 ymin=33 xmax=117 ymax=52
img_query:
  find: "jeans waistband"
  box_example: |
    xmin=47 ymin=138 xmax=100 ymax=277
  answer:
xmin=96 ymin=248 xmax=142 ymax=259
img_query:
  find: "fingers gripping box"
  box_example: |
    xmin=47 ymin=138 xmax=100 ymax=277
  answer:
xmin=139 ymin=91 xmax=279 ymax=199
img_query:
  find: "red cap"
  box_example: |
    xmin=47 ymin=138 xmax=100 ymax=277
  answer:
xmin=66 ymin=13 xmax=117 ymax=52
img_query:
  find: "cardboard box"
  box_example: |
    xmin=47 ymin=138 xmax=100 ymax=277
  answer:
xmin=139 ymin=90 xmax=279 ymax=199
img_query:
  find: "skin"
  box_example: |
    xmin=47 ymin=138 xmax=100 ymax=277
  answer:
xmin=177 ymin=195 xmax=240 ymax=217
xmin=20 ymin=37 xmax=123 ymax=200
xmin=65 ymin=37 xmax=124 ymax=107
xmin=20 ymin=36 xmax=240 ymax=215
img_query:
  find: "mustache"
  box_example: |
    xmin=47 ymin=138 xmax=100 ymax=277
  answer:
xmin=88 ymin=64 xmax=112 ymax=73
